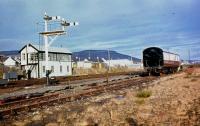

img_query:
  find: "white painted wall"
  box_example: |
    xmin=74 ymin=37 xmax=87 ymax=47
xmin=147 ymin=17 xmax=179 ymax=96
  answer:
xmin=103 ymin=59 xmax=132 ymax=67
xmin=77 ymin=61 xmax=92 ymax=69
xmin=21 ymin=45 xmax=38 ymax=65
xmin=25 ymin=65 xmax=38 ymax=78
xmin=103 ymin=59 xmax=143 ymax=69
xmin=39 ymin=61 xmax=72 ymax=78
xmin=3 ymin=57 xmax=17 ymax=67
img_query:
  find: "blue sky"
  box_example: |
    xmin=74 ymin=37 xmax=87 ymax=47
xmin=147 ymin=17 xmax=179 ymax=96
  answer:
xmin=0 ymin=0 xmax=200 ymax=60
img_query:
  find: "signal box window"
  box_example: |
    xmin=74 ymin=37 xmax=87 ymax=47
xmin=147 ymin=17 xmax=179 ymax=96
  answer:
xmin=51 ymin=66 xmax=54 ymax=73
xmin=60 ymin=65 xmax=62 ymax=73
xmin=43 ymin=66 xmax=45 ymax=73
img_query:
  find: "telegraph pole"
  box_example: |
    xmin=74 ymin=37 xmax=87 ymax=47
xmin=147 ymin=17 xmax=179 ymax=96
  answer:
xmin=188 ymin=49 xmax=191 ymax=63
xmin=108 ymin=49 xmax=111 ymax=71
xmin=40 ymin=12 xmax=78 ymax=85
xmin=106 ymin=49 xmax=110 ymax=84
xmin=131 ymin=52 xmax=133 ymax=63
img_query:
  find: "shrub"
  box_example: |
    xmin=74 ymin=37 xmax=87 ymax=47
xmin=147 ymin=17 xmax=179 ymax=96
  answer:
xmin=136 ymin=90 xmax=152 ymax=98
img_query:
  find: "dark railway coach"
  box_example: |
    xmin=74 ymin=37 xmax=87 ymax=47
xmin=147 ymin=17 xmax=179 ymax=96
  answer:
xmin=143 ymin=47 xmax=181 ymax=74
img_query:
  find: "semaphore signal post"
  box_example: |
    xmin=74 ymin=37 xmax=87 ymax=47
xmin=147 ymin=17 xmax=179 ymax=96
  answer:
xmin=39 ymin=12 xmax=78 ymax=85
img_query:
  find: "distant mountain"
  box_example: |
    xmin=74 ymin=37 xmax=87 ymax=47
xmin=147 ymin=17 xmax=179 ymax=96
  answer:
xmin=0 ymin=50 xmax=19 ymax=57
xmin=72 ymin=50 xmax=141 ymax=62
xmin=0 ymin=50 xmax=141 ymax=62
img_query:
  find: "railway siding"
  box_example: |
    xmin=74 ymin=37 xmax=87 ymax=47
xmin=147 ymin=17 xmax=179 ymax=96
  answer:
xmin=0 ymin=75 xmax=131 ymax=100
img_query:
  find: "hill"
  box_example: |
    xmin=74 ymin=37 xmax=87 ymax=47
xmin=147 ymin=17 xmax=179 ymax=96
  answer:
xmin=72 ymin=50 xmax=140 ymax=62
xmin=0 ymin=50 xmax=19 ymax=57
xmin=0 ymin=50 xmax=141 ymax=62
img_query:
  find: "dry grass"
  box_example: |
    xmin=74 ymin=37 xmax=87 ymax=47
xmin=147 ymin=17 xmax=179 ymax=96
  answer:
xmin=191 ymin=78 xmax=198 ymax=82
xmin=184 ymin=68 xmax=198 ymax=79
xmin=7 ymin=68 xmax=200 ymax=125
xmin=185 ymin=68 xmax=194 ymax=75
xmin=135 ymin=98 xmax=145 ymax=105
xmin=73 ymin=66 xmax=136 ymax=75
xmin=183 ymin=85 xmax=190 ymax=88
xmin=184 ymin=73 xmax=200 ymax=79
xmin=184 ymin=75 xmax=191 ymax=78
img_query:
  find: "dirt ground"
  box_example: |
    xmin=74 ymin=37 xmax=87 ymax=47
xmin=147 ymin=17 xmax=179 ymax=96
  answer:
xmin=1 ymin=67 xmax=200 ymax=126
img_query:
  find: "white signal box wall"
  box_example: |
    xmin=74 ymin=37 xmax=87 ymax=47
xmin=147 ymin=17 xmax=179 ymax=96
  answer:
xmin=20 ymin=43 xmax=72 ymax=78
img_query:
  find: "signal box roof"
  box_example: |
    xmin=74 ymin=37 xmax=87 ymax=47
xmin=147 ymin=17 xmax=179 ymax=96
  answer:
xmin=19 ymin=43 xmax=72 ymax=54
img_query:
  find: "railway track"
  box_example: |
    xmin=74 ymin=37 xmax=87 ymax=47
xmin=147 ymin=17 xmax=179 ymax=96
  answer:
xmin=1 ymin=71 xmax=141 ymax=88
xmin=0 ymin=93 xmax=60 ymax=111
xmin=0 ymin=76 xmax=155 ymax=119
